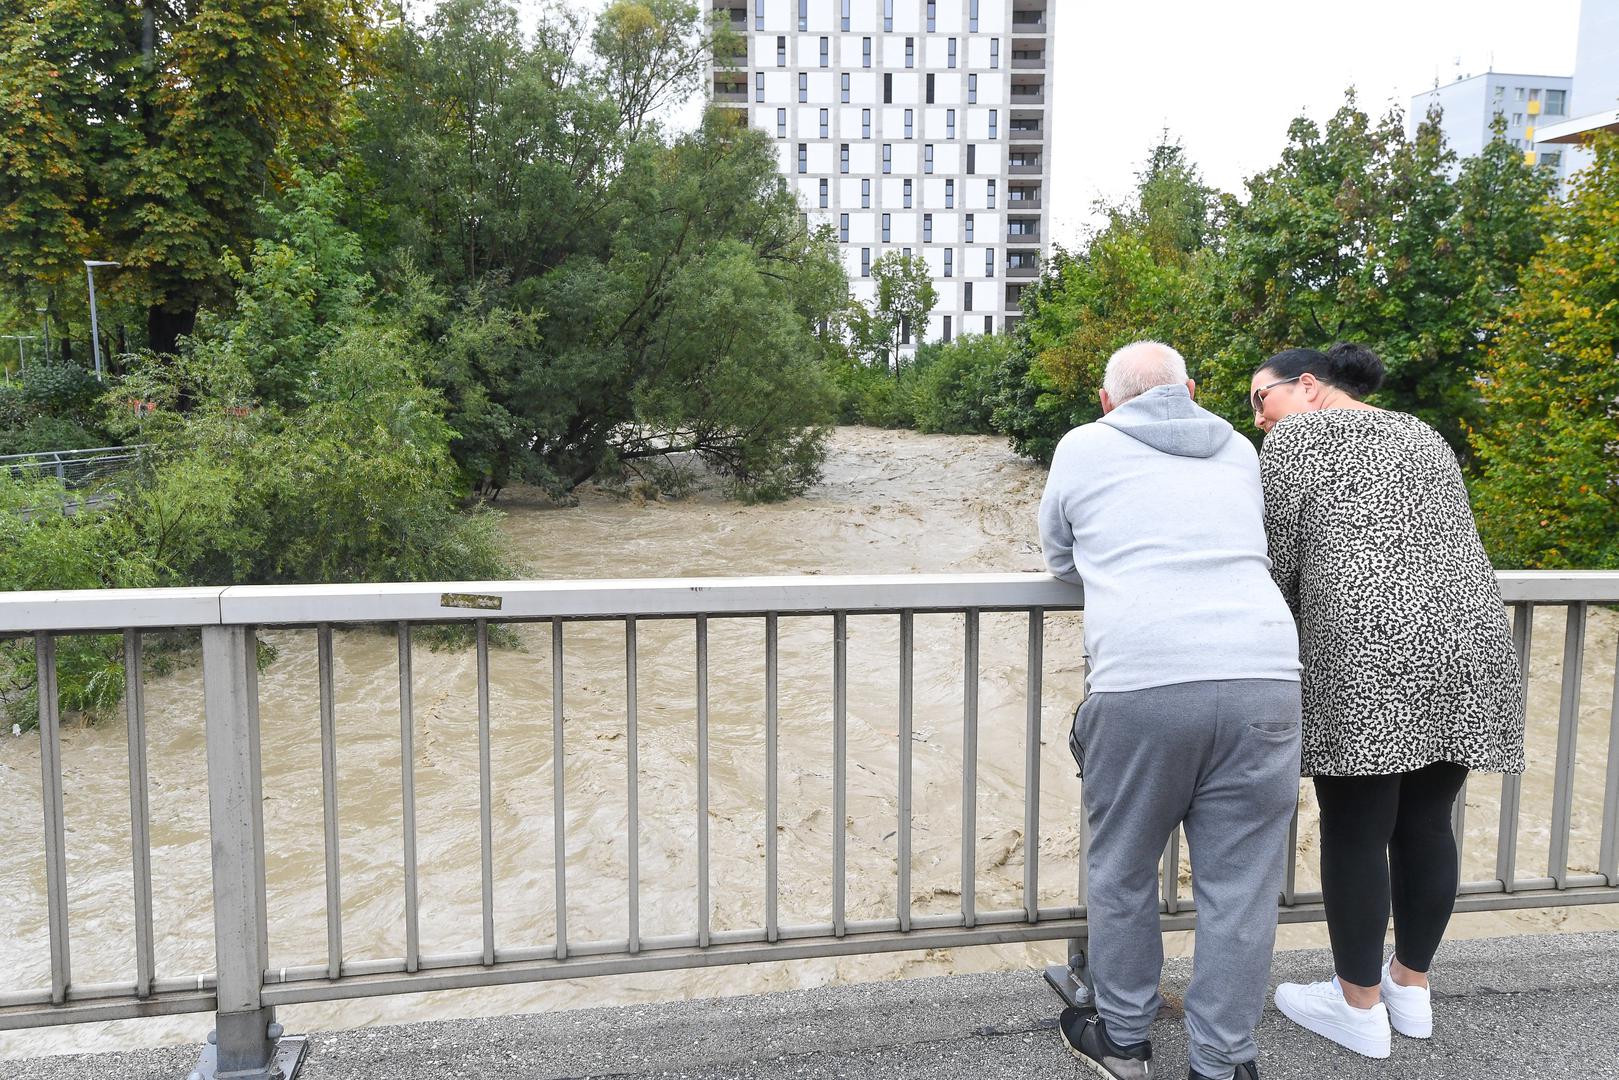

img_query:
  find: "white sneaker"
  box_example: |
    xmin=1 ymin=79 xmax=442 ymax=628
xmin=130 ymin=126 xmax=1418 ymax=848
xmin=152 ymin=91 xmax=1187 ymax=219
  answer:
xmin=1381 ymin=959 xmax=1433 ymax=1038
xmin=1274 ymin=976 xmax=1392 ymax=1058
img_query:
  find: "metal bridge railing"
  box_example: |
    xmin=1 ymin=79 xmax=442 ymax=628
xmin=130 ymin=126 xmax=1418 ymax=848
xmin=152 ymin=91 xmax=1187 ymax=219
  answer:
xmin=0 ymin=444 xmax=149 ymax=490
xmin=0 ymin=572 xmax=1616 ymax=1079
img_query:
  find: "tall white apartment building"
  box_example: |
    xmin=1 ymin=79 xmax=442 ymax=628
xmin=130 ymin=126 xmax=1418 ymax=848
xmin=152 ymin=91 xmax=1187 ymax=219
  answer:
xmin=1409 ymin=71 xmax=1575 ymax=176
xmin=711 ymin=0 xmax=1053 ymax=344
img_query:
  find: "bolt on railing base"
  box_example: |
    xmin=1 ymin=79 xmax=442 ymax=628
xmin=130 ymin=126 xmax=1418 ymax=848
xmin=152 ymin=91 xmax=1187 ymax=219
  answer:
xmin=188 ymin=1021 xmax=307 ymax=1080
xmin=1043 ymin=940 xmax=1093 ymax=1009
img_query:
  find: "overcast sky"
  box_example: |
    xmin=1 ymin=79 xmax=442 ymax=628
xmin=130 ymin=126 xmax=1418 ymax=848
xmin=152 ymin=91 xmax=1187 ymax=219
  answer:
xmin=473 ymin=0 xmax=1584 ymax=245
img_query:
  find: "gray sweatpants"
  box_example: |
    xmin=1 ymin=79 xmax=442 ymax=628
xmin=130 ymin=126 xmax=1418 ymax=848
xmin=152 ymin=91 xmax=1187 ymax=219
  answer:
xmin=1072 ymin=679 xmax=1301 ymax=1079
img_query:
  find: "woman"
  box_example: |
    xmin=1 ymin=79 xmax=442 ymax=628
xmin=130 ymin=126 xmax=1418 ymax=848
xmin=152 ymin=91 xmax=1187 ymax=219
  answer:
xmin=1251 ymin=343 xmax=1523 ymax=1059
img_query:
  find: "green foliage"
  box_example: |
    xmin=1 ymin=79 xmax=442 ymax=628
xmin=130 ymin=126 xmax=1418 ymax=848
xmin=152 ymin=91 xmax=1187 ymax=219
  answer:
xmin=1468 ymin=134 xmax=1619 ymax=569
xmin=910 ymin=335 xmax=1011 ymax=434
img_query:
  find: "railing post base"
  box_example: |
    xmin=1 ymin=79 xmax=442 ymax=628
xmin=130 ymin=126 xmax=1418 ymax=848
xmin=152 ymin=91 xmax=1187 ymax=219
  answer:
xmin=1043 ymin=936 xmax=1094 ymax=1008
xmin=188 ymin=1015 xmax=307 ymax=1080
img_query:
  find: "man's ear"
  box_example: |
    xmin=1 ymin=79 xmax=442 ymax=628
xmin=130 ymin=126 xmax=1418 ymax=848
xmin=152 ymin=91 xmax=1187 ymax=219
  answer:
xmin=1099 ymin=388 xmax=1114 ymax=414
xmin=1185 ymin=378 xmax=1196 ymax=400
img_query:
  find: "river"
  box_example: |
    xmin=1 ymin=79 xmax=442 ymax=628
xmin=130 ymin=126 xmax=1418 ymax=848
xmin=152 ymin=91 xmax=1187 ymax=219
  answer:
xmin=2 ymin=426 xmax=1615 ymax=1058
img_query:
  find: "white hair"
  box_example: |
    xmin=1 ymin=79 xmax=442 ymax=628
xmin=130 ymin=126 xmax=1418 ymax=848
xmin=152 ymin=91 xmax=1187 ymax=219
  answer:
xmin=1102 ymin=341 xmax=1189 ymax=405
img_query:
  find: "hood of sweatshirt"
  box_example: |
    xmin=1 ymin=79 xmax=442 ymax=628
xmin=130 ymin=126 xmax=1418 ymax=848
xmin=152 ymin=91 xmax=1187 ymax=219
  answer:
xmin=1096 ymin=383 xmax=1234 ymax=459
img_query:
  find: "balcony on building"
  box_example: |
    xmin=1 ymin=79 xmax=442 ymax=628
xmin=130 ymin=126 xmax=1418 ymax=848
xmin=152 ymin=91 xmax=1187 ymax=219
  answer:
xmin=1008 ymin=115 xmax=1044 ymax=142
xmin=1006 ymin=251 xmax=1041 ymax=279
xmin=1007 ymin=217 xmax=1041 ymax=245
xmin=712 ymin=74 xmax=748 ymax=103
xmin=1011 ymin=46 xmax=1046 ymax=70
xmin=1008 ymin=183 xmax=1042 ymax=210
xmin=1011 ymin=0 xmax=1047 ymax=34
xmin=1009 ymin=77 xmax=1046 ymax=106
xmin=1008 ymin=150 xmax=1043 ymax=175
xmin=711 ymin=0 xmax=747 ymax=32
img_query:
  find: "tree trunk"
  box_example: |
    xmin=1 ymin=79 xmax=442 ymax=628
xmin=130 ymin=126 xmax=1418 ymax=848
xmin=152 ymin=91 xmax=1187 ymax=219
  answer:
xmin=147 ymin=305 xmax=196 ymax=356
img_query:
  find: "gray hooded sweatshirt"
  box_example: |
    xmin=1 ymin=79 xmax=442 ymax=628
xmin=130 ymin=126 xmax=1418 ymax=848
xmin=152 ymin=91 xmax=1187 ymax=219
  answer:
xmin=1038 ymin=383 xmax=1300 ymax=693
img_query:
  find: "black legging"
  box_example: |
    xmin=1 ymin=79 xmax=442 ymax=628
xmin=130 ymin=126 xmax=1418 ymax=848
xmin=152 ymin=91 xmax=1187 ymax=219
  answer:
xmin=1313 ymin=761 xmax=1469 ymax=987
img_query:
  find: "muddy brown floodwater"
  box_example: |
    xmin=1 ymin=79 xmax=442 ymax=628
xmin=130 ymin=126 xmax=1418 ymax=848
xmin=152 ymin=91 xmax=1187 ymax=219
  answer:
xmin=2 ymin=426 xmax=1616 ymax=1059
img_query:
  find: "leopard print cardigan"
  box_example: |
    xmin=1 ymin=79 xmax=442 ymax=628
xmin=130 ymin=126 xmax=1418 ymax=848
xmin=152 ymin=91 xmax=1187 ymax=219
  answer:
xmin=1260 ymin=409 xmax=1524 ymax=777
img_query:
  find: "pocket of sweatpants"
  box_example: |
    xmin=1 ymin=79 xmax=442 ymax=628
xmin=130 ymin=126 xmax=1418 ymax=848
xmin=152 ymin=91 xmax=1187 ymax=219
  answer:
xmin=1068 ymin=700 xmax=1087 ymax=778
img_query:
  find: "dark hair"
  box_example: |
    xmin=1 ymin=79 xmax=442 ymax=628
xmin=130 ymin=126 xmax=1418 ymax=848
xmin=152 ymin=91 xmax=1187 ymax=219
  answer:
xmin=1255 ymin=342 xmax=1385 ymax=400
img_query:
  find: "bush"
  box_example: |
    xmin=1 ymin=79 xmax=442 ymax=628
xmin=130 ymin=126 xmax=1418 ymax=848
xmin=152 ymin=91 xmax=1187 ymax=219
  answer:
xmin=910 ymin=335 xmax=1010 ymax=435
xmin=828 ymin=355 xmax=919 ymax=427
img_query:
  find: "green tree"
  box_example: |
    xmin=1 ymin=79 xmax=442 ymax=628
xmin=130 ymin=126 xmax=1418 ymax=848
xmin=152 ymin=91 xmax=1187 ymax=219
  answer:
xmin=1468 ymin=133 xmax=1619 ymax=569
xmin=910 ymin=333 xmax=1012 ymax=434
xmin=863 ymin=252 xmax=939 ymax=370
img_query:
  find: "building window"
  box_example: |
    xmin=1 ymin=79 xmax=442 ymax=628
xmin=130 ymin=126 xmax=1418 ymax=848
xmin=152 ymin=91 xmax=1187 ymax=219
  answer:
xmin=882 ymin=213 xmax=892 ymax=242
xmin=989 ymin=109 xmax=998 ymax=139
xmin=842 ymin=0 xmax=851 ymax=31
xmin=840 ymin=143 xmax=850 ymax=173
xmin=926 ymin=73 xmax=935 ymax=103
xmin=1546 ymin=88 xmax=1567 ymax=115
xmin=906 ymin=37 xmax=915 ymax=68
xmin=840 ymin=213 xmax=850 ymax=242
xmin=923 ymin=214 xmax=932 ymax=241
xmin=946 ymin=108 xmax=956 ymax=139
xmin=884 ymin=73 xmax=893 ymax=104
xmin=1512 ymin=112 xmax=1524 ymax=126
xmin=970 ymin=0 xmax=979 ymax=32
xmin=924 ymin=144 xmax=934 ymax=173
xmin=821 ymin=109 xmax=830 ymax=138
xmin=1515 ymin=86 xmax=1526 ymax=101
xmin=900 ymin=316 xmax=910 ymax=345
xmin=985 ymin=248 xmax=995 ymax=276
xmin=798 ymin=0 xmax=807 ymax=31
xmin=798 ymin=72 xmax=808 ymax=102
xmin=1540 ymin=151 xmax=1562 ymax=168
xmin=842 ymin=72 xmax=851 ymax=103
xmin=965 ymin=213 xmax=974 ymax=242
xmin=903 ymin=179 xmax=913 ymax=207
xmin=927 ymin=0 xmax=936 ymax=31
xmin=819 ymin=178 xmax=829 ymax=208
xmin=862 ymin=109 xmax=872 ymax=138
xmin=862 ymin=247 xmax=872 ymax=276
xmin=819 ymin=37 xmax=829 ymax=67
xmin=944 ymin=178 xmax=954 ymax=208
xmin=884 ymin=0 xmax=893 ymax=31
xmin=984 ymin=315 xmax=993 ymax=334
xmin=942 ymin=314 xmax=952 ymax=341
xmin=777 ymin=36 xmax=786 ymax=66
xmin=755 ymin=0 xmax=764 ymax=30
xmin=797 ymin=143 xmax=807 ymax=174
xmin=883 ymin=143 xmax=892 ymax=173
xmin=948 ymin=38 xmax=957 ymax=69
xmin=1494 ymin=85 xmax=1505 ymax=101
xmin=905 ymin=108 xmax=914 ymax=138
xmin=964 ymin=281 xmax=973 ymax=310
xmin=990 ymin=38 xmax=999 ymax=69
xmin=966 ymin=143 xmax=975 ymax=174
xmin=862 ymin=178 xmax=871 ymax=207
xmin=863 ymin=36 xmax=872 ymax=68
xmin=777 ymin=108 xmax=787 ymax=138
xmin=968 ymin=74 xmax=977 ymax=103
xmin=987 ymin=179 xmax=996 ymax=208
xmin=755 ymin=71 xmax=765 ymax=102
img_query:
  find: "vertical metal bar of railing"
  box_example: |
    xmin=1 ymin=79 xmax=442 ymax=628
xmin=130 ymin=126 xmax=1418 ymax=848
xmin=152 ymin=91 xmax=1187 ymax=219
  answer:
xmin=898 ymin=611 xmax=914 ymax=933
xmin=961 ymin=609 xmax=979 ymax=929
xmin=833 ymin=612 xmax=848 ymax=937
xmin=626 ymin=617 xmax=641 ymax=953
xmin=1023 ymin=610 xmax=1043 ymax=924
xmin=397 ymin=623 xmax=420 ymax=973
xmin=765 ymin=613 xmax=779 ymax=943
xmin=696 ymin=616 xmax=710 ymax=949
xmin=123 ymin=630 xmax=155 ymax=998
xmin=551 ymin=619 xmax=569 ymax=960
xmin=1549 ymin=603 xmax=1586 ymax=888
xmin=1499 ymin=603 xmax=1533 ymax=891
xmin=1162 ymin=828 xmax=1181 ymax=914
xmin=316 ymin=625 xmax=343 ymax=980
xmin=202 ymin=624 xmax=278 ymax=1074
xmin=476 ymin=620 xmax=495 ymax=965
xmin=1600 ymin=633 xmax=1619 ymax=885
xmin=34 ymin=633 xmax=71 ymax=1004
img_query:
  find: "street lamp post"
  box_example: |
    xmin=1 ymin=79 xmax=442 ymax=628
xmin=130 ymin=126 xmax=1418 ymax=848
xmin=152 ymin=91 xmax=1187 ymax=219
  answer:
xmin=84 ymin=260 xmax=121 ymax=380
xmin=35 ymin=306 xmax=49 ymax=364
xmin=4 ymin=334 xmax=37 ymax=381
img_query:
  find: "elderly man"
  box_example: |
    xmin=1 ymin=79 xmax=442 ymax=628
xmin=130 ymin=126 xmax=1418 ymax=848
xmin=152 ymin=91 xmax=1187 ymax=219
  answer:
xmin=1039 ymin=342 xmax=1302 ymax=1080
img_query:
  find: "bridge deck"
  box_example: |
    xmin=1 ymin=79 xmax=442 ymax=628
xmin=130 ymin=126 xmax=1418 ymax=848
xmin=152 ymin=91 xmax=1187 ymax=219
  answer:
xmin=9 ymin=930 xmax=1616 ymax=1079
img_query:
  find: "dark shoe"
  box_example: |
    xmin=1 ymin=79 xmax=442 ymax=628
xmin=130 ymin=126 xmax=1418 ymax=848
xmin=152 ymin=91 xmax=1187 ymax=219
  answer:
xmin=1189 ymin=1062 xmax=1258 ymax=1080
xmin=1059 ymin=1006 xmax=1153 ymax=1079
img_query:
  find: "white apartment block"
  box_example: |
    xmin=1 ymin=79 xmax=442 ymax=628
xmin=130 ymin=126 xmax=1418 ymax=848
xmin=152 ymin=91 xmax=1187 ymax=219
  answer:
xmin=1409 ymin=71 xmax=1575 ymax=176
xmin=711 ymin=0 xmax=1053 ymax=345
